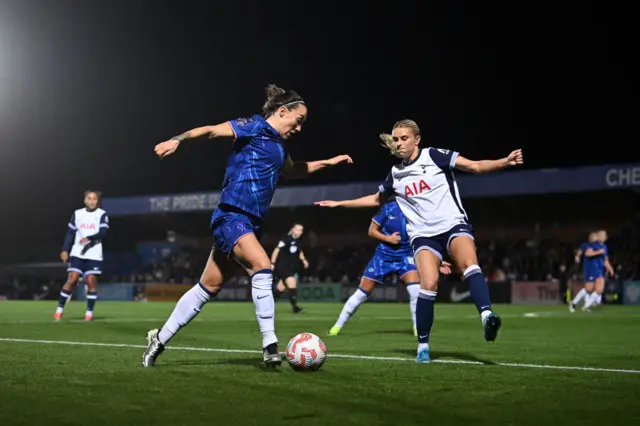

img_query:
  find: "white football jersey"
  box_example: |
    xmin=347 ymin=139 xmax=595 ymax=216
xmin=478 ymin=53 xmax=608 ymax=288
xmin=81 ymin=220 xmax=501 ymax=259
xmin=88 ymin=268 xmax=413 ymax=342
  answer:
xmin=67 ymin=208 xmax=109 ymax=261
xmin=378 ymin=147 xmax=468 ymax=240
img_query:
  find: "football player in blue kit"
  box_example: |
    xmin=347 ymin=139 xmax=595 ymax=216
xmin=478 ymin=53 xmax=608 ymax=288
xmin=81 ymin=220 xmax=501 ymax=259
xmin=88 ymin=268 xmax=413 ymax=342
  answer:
xmin=582 ymin=230 xmax=615 ymax=311
xmin=328 ymin=199 xmax=451 ymax=336
xmin=570 ymin=232 xmax=599 ymax=311
xmin=142 ymin=84 xmax=353 ymax=367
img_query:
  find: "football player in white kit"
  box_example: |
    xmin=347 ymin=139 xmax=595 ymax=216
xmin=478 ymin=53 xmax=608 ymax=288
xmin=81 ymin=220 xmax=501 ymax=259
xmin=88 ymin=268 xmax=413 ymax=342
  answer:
xmin=316 ymin=119 xmax=523 ymax=363
xmin=55 ymin=190 xmax=109 ymax=321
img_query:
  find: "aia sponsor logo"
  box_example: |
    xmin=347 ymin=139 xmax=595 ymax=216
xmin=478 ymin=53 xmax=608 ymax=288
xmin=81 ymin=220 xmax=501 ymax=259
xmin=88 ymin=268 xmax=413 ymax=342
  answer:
xmin=404 ymin=180 xmax=431 ymax=197
xmin=79 ymin=223 xmax=96 ymax=230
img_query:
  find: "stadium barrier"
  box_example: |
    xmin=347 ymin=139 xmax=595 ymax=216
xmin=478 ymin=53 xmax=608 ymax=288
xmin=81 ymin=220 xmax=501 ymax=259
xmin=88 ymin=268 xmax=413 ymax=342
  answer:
xmin=58 ymin=280 xmax=626 ymax=305
xmin=75 ymin=283 xmax=137 ymax=301
xmin=623 ymin=281 xmax=640 ymax=305
xmin=144 ymin=283 xmax=249 ymax=302
xmin=511 ymin=281 xmax=561 ymax=305
xmin=296 ymin=283 xmax=342 ymax=302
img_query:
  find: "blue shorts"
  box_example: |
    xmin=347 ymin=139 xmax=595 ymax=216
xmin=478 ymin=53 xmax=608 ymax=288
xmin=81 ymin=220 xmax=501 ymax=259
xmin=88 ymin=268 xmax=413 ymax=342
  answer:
xmin=583 ymin=267 xmax=604 ymax=283
xmin=211 ymin=204 xmax=262 ymax=255
xmin=411 ymin=223 xmax=474 ymax=261
xmin=362 ymin=255 xmax=417 ymax=283
xmin=68 ymin=256 xmax=102 ymax=276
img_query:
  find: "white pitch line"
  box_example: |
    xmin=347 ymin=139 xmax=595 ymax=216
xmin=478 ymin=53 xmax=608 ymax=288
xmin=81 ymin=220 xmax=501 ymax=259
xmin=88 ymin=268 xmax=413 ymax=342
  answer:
xmin=0 ymin=337 xmax=639 ymax=375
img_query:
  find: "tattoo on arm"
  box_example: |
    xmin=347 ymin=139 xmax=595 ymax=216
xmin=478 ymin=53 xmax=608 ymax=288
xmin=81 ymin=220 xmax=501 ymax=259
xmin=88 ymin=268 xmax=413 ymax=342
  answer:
xmin=171 ymin=132 xmax=191 ymax=142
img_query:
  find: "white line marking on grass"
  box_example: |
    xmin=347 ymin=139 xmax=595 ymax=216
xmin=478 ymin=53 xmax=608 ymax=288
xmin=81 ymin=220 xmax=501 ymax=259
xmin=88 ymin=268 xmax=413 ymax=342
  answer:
xmin=1 ymin=337 xmax=639 ymax=375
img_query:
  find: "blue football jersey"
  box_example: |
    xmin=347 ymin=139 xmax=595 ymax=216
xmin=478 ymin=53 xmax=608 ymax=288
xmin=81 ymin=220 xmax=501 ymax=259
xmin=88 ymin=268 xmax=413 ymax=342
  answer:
xmin=581 ymin=241 xmax=601 ymax=275
xmin=591 ymin=242 xmax=608 ymax=273
xmin=371 ymin=200 xmax=412 ymax=261
xmin=220 ymin=115 xmax=287 ymax=220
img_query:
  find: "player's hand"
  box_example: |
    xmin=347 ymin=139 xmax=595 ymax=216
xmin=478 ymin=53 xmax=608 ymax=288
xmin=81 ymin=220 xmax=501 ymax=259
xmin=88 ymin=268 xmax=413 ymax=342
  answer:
xmin=314 ymin=200 xmax=341 ymax=208
xmin=506 ymin=149 xmax=523 ymax=167
xmin=302 ymin=259 xmax=309 ymax=269
xmin=326 ymin=155 xmax=353 ymax=166
xmin=574 ymin=255 xmax=581 ymax=264
xmin=60 ymin=251 xmax=69 ymax=263
xmin=79 ymin=237 xmax=89 ymax=244
xmin=155 ymin=139 xmax=181 ymax=158
xmin=439 ymin=261 xmax=452 ymax=275
xmin=387 ymin=232 xmax=402 ymax=245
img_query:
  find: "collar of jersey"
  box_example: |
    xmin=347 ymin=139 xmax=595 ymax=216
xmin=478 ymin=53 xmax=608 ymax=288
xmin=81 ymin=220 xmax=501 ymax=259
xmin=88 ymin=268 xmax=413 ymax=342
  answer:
xmin=402 ymin=148 xmax=422 ymax=167
xmin=255 ymin=114 xmax=281 ymax=139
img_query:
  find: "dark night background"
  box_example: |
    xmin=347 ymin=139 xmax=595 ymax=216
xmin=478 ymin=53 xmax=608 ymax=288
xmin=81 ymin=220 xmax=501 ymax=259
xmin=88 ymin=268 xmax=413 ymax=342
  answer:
xmin=0 ymin=1 xmax=635 ymax=262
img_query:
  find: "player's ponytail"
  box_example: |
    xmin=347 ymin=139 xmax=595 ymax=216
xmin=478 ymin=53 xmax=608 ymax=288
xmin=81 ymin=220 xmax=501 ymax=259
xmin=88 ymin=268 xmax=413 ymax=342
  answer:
xmin=379 ymin=133 xmax=400 ymax=156
xmin=262 ymin=84 xmax=305 ymax=117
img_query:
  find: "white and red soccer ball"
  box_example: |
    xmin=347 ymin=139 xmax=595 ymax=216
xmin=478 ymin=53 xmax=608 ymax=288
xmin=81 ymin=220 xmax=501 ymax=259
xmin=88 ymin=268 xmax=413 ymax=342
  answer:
xmin=286 ymin=332 xmax=327 ymax=371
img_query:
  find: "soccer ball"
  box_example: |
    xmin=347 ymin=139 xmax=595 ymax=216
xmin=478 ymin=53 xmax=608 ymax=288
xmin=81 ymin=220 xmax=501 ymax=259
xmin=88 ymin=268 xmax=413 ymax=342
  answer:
xmin=286 ymin=332 xmax=327 ymax=371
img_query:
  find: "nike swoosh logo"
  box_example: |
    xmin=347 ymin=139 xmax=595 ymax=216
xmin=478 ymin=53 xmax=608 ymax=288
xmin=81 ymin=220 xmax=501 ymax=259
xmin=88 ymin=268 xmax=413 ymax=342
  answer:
xmin=450 ymin=288 xmax=471 ymax=302
xmin=257 ymin=294 xmax=270 ymax=299
xmin=419 ymin=335 xmax=429 ymax=339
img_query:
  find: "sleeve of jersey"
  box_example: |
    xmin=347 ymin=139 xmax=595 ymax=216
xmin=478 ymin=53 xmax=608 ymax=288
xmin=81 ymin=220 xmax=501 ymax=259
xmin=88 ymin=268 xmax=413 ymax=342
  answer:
xmin=429 ymin=148 xmax=459 ymax=170
xmin=378 ymin=172 xmax=395 ymax=197
xmin=371 ymin=205 xmax=386 ymax=226
xmin=62 ymin=213 xmax=77 ymax=252
xmin=228 ymin=117 xmax=259 ymax=140
xmin=87 ymin=213 xmax=109 ymax=241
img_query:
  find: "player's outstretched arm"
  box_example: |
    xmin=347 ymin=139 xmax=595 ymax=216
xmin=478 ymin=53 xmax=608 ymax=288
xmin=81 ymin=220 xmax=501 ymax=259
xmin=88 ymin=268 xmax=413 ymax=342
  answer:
xmin=281 ymin=155 xmax=353 ymax=179
xmin=154 ymin=123 xmax=234 ymax=158
xmin=454 ymin=149 xmax=523 ymax=174
xmin=315 ymin=192 xmax=381 ymax=208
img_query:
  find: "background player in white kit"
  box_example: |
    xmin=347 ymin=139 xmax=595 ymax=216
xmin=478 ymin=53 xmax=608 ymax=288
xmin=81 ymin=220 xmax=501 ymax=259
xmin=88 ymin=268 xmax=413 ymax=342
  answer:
xmin=55 ymin=190 xmax=109 ymax=321
xmin=316 ymin=119 xmax=523 ymax=363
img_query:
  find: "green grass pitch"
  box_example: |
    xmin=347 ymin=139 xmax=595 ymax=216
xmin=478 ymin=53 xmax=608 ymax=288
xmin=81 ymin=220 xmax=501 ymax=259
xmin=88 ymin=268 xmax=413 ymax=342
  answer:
xmin=1 ymin=301 xmax=639 ymax=426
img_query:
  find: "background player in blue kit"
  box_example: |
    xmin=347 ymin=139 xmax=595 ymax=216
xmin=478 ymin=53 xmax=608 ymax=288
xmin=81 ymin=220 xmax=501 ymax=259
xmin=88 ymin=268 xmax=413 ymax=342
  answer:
xmin=55 ymin=190 xmax=109 ymax=321
xmin=328 ymin=199 xmax=451 ymax=336
xmin=142 ymin=84 xmax=353 ymax=367
xmin=583 ymin=230 xmax=615 ymax=310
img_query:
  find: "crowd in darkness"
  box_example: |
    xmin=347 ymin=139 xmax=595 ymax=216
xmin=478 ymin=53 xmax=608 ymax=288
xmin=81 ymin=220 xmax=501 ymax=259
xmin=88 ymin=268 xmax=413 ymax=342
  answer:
xmin=125 ymin=216 xmax=640 ymax=285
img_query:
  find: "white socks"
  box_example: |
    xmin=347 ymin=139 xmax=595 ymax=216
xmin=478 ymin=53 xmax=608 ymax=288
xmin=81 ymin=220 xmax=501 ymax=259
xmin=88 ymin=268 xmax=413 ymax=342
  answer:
xmin=335 ymin=288 xmax=368 ymax=327
xmin=572 ymin=288 xmax=588 ymax=306
xmin=158 ymin=283 xmax=213 ymax=345
xmin=334 ymin=284 xmax=419 ymax=329
xmin=406 ymin=284 xmax=419 ymax=329
xmin=252 ymin=270 xmax=277 ymax=348
xmin=584 ymin=291 xmax=601 ymax=310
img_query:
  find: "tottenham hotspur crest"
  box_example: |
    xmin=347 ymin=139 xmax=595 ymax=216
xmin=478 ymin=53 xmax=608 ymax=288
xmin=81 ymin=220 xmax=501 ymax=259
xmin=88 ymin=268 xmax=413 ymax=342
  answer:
xmin=420 ymin=165 xmax=427 ymax=174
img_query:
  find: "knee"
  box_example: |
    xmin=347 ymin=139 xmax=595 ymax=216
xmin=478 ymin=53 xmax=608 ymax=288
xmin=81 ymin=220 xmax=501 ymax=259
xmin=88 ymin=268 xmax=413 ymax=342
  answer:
xmin=64 ymin=278 xmax=79 ymax=288
xmin=421 ymin=277 xmax=439 ymax=292
xmin=286 ymin=279 xmax=297 ymax=289
xmin=458 ymin=260 xmax=479 ymax=273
